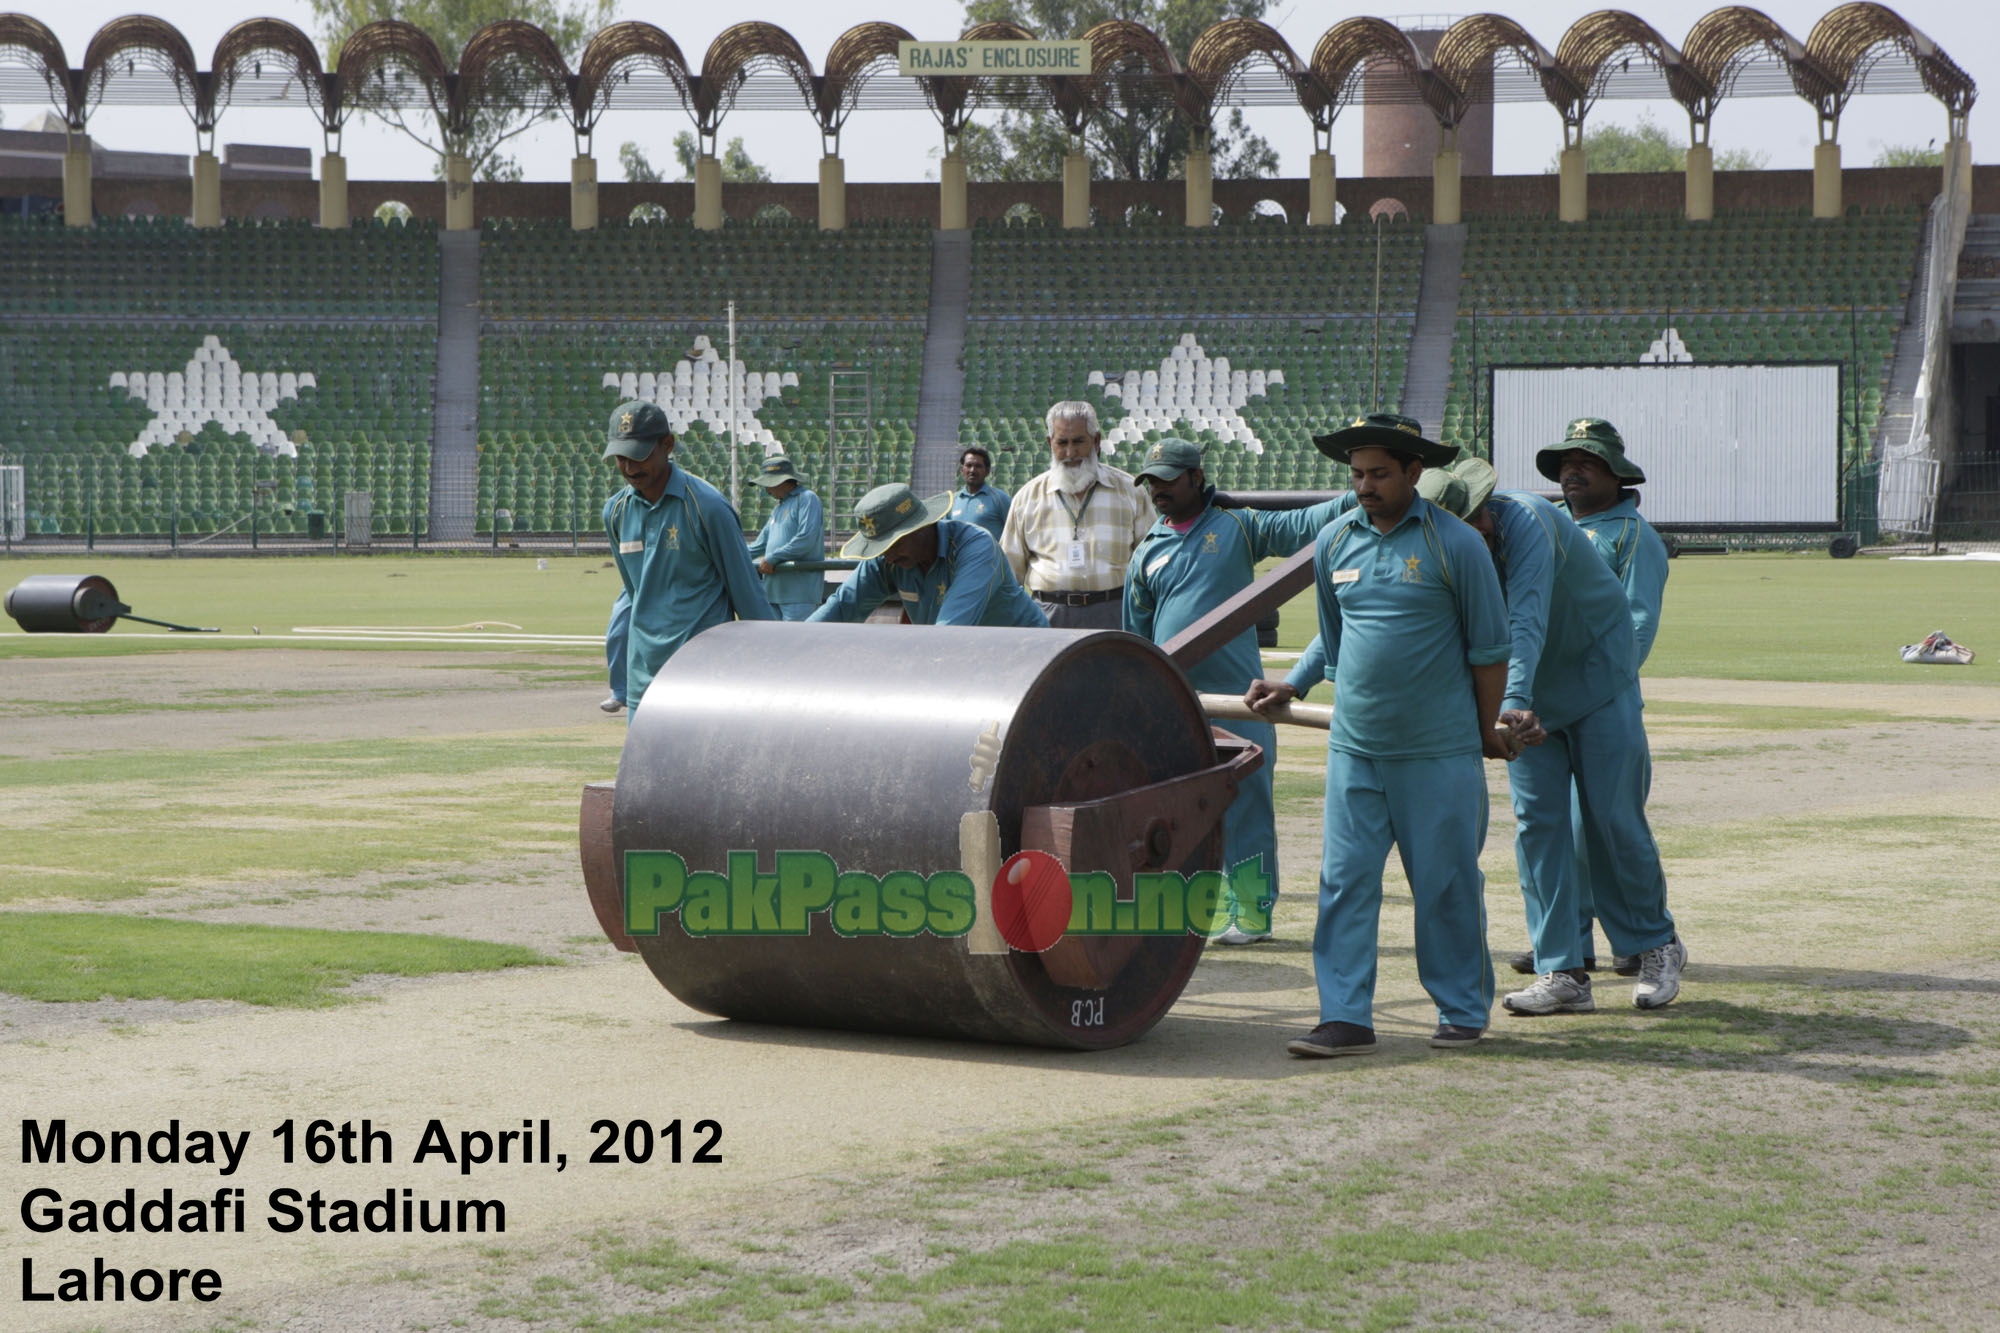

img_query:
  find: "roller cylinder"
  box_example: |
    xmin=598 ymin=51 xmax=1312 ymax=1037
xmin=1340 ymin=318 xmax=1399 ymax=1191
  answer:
xmin=4 ymin=573 xmax=124 ymax=633
xmin=610 ymin=622 xmax=1225 ymax=1049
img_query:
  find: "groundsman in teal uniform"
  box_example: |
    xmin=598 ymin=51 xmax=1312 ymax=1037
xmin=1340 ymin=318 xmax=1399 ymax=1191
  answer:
xmin=1247 ymin=413 xmax=1513 ymax=1059
xmin=809 ymin=482 xmax=1048 ymax=628
xmin=602 ymin=400 xmax=775 ymax=715
xmin=1417 ymin=456 xmax=1685 ymax=1018
xmin=1124 ymin=436 xmax=1350 ymax=945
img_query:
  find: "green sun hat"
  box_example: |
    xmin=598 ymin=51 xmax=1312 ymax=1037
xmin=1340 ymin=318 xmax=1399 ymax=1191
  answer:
xmin=1535 ymin=417 xmax=1646 ymax=484
xmin=1131 ymin=437 xmax=1205 ymax=484
xmin=840 ymin=482 xmax=953 ymax=559
xmin=1313 ymin=412 xmax=1458 ymax=468
xmin=750 ymin=454 xmax=801 ymax=489
xmin=604 ymin=399 xmax=671 ymax=461
xmin=1416 ymin=456 xmax=1499 ymax=520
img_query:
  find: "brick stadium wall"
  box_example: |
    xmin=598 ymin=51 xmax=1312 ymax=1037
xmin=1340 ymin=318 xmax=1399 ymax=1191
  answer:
xmin=4 ymin=165 xmax=1988 ymax=227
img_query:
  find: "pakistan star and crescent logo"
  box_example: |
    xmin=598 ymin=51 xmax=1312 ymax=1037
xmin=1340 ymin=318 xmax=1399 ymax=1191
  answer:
xmin=665 ymin=525 xmax=679 ymax=548
xmin=1402 ymin=555 xmax=1423 ymax=582
xmin=621 ymin=411 xmax=635 ymax=433
xmin=1569 ymin=419 xmax=1592 ymax=439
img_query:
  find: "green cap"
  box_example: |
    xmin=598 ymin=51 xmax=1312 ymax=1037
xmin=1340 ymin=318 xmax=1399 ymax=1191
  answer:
xmin=604 ymin=400 xmax=671 ymax=461
xmin=1536 ymin=417 xmax=1646 ymax=484
xmin=840 ymin=483 xmax=953 ymax=559
xmin=1416 ymin=456 xmax=1498 ymax=520
xmin=1313 ymin=412 xmax=1458 ymax=468
xmin=750 ymin=454 xmax=801 ymax=489
xmin=1131 ymin=436 xmax=1205 ymax=483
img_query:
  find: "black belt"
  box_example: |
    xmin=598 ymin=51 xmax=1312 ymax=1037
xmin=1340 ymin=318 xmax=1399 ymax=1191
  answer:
xmin=1035 ymin=588 xmax=1122 ymax=607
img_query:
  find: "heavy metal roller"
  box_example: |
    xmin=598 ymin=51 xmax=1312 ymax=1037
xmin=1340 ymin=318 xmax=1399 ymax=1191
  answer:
xmin=578 ymin=621 xmax=1263 ymax=1049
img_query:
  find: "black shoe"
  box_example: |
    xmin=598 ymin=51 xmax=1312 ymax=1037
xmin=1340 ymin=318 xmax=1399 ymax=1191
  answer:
xmin=1506 ymin=950 xmax=1536 ymax=975
xmin=1583 ymin=956 xmax=1599 ymax=971
xmin=1430 ymin=1023 xmax=1484 ymax=1049
xmin=1287 ymin=1021 xmax=1377 ymax=1058
xmin=1613 ymin=954 xmax=1640 ymax=976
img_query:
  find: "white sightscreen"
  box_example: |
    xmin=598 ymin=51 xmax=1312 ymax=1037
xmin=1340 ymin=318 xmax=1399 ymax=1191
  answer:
xmin=1491 ymin=365 xmax=1841 ymax=526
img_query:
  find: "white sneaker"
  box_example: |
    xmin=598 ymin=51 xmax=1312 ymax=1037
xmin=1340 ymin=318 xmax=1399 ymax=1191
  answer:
xmin=599 ymin=695 xmax=625 ymax=714
xmin=1502 ymin=971 xmax=1596 ymax=1015
xmin=1214 ymin=925 xmax=1271 ymax=946
xmin=1632 ymin=936 xmax=1687 ymax=1010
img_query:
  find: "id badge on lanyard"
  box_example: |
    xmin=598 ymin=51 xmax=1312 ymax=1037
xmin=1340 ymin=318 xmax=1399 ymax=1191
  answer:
xmin=1066 ymin=539 xmax=1087 ymax=570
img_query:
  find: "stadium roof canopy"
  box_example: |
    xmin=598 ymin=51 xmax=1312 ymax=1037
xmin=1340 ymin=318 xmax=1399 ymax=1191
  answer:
xmin=0 ymin=4 xmax=1973 ymax=151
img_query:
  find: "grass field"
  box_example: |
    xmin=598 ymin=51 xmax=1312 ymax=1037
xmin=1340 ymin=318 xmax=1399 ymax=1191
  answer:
xmin=3 ymin=550 xmax=1997 ymax=1332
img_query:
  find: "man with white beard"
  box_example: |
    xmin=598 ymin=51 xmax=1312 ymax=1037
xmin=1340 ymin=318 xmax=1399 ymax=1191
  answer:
xmin=998 ymin=400 xmax=1154 ymax=628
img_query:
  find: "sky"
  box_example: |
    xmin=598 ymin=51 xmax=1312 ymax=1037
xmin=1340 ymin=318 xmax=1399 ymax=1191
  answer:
xmin=8 ymin=1 xmax=1989 ymax=186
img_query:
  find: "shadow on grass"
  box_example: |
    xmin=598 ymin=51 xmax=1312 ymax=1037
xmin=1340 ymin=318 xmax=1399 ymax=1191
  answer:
xmin=1690 ymin=962 xmax=2000 ymax=994
xmin=1483 ymin=997 xmax=1975 ymax=1078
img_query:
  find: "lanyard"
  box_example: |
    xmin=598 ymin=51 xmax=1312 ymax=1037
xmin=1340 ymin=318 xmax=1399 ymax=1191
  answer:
xmin=1056 ymin=483 xmax=1098 ymax=539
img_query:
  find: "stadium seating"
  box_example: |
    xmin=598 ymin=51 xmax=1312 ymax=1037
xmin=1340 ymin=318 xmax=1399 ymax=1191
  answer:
xmin=962 ymin=217 xmax=1426 ymax=489
xmin=478 ymin=216 xmax=932 ymax=322
xmin=0 ymin=324 xmax=435 ymax=536
xmin=477 ymin=323 xmax=922 ymax=535
xmin=961 ymin=318 xmax=1407 ymax=493
xmin=1445 ymin=209 xmax=1922 ymax=465
xmin=0 ymin=213 xmax=437 ymax=317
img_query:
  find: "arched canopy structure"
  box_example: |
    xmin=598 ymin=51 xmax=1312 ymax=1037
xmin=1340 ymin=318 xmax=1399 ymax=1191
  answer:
xmin=1677 ymin=7 xmax=1807 ymax=142
xmin=0 ymin=7 xmax=1974 ymax=164
xmin=573 ymin=21 xmax=688 ymax=141
xmin=923 ymin=19 xmax=1034 ymax=142
xmin=1552 ymin=11 xmax=1691 ymax=141
xmin=1184 ymin=18 xmax=1306 ymax=144
xmin=817 ymin=22 xmax=911 ymax=147
xmin=1432 ymin=14 xmax=1567 ymax=139
xmin=210 ymin=19 xmax=331 ymax=140
xmin=1802 ymin=2 xmax=1973 ymax=138
xmin=690 ymin=22 xmax=813 ymax=149
xmin=1306 ymin=19 xmax=1427 ymax=143
xmin=83 ymin=16 xmax=208 ymax=136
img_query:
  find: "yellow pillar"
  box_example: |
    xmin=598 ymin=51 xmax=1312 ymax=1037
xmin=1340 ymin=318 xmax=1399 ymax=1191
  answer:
xmin=1308 ymin=150 xmax=1336 ymax=226
xmin=192 ymin=149 xmax=221 ymax=228
xmin=444 ymin=152 xmax=474 ymax=230
xmin=1062 ymin=150 xmax=1089 ymax=229
xmin=694 ymin=154 xmax=723 ymax=230
xmin=318 ymin=152 xmax=348 ymax=228
xmin=1432 ymin=148 xmax=1461 ymax=226
xmin=62 ymin=139 xmax=92 ymax=227
xmin=1947 ymin=135 xmax=1972 ymax=198
xmin=1558 ymin=145 xmax=1587 ymax=222
xmin=1185 ymin=147 xmax=1213 ymax=227
xmin=571 ymin=154 xmax=597 ymax=230
xmin=1813 ymin=140 xmax=1841 ymax=219
xmin=1684 ymin=143 xmax=1713 ymax=222
xmin=939 ymin=151 xmax=967 ymax=230
xmin=818 ymin=153 xmax=846 ymax=231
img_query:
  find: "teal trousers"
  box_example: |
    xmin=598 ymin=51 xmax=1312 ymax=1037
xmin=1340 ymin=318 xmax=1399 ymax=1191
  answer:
xmin=1315 ymin=749 xmax=1494 ymax=1031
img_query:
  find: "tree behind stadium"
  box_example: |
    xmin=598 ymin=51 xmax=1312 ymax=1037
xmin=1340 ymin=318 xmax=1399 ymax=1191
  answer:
xmin=309 ymin=0 xmax=616 ymax=182
xmin=956 ymin=0 xmax=1279 ymax=185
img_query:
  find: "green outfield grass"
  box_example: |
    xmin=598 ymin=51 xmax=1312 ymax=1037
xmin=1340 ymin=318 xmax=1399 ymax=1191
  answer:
xmin=0 ymin=553 xmax=622 ymax=653
xmin=5 ymin=548 xmax=1999 ymax=1329
xmin=0 ymin=914 xmax=550 ymax=1006
xmin=1274 ymin=552 xmax=1999 ymax=686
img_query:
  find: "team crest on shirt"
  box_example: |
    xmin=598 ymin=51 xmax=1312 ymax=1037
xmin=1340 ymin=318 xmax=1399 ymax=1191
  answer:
xmin=1202 ymin=532 xmax=1219 ymax=554
xmin=665 ymin=525 xmax=680 ymax=550
xmin=1402 ymin=555 xmax=1423 ymax=583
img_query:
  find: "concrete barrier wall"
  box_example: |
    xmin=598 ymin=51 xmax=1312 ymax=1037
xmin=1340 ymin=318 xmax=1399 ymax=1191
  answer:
xmin=3 ymin=165 xmax=1984 ymax=228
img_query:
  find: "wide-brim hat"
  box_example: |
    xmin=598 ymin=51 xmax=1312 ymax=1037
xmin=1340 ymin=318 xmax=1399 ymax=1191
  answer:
xmin=1536 ymin=417 xmax=1645 ymax=484
xmin=840 ymin=483 xmax=953 ymax=559
xmin=750 ymin=454 xmax=800 ymax=489
xmin=1417 ymin=456 xmax=1499 ymax=520
xmin=1314 ymin=412 xmax=1458 ymax=468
